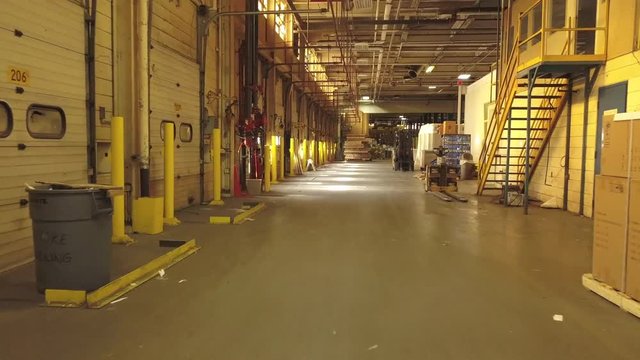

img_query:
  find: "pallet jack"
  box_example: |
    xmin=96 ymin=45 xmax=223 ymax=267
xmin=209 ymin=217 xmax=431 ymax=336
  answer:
xmin=425 ymin=146 xmax=468 ymax=202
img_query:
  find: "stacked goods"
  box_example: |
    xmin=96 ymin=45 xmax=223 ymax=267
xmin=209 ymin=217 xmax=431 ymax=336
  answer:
xmin=592 ymin=112 xmax=640 ymax=300
xmin=344 ymin=136 xmax=373 ymax=161
xmin=441 ymin=121 xmax=459 ymax=135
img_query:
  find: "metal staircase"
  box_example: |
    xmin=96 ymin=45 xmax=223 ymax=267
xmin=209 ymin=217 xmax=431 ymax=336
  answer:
xmin=477 ymin=39 xmax=570 ymax=201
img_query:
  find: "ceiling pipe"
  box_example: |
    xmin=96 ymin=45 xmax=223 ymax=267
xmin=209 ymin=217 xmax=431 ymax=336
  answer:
xmin=374 ymin=0 xmax=402 ymax=100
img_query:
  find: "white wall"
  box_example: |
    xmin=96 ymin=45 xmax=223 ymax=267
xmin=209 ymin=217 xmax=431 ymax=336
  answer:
xmin=464 ymin=71 xmax=495 ymax=161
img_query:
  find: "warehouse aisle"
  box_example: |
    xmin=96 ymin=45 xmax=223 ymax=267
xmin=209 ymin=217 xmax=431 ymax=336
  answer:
xmin=1 ymin=161 xmax=640 ymax=360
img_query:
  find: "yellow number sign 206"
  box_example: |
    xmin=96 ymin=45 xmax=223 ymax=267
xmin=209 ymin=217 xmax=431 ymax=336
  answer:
xmin=7 ymin=67 xmax=30 ymax=86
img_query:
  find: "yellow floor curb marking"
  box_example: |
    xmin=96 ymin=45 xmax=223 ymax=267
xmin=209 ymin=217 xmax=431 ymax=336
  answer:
xmin=164 ymin=217 xmax=181 ymax=226
xmin=86 ymin=239 xmax=199 ymax=309
xmin=583 ymin=273 xmax=640 ymax=319
xmin=233 ymin=202 xmax=266 ymax=224
xmin=112 ymin=234 xmax=135 ymax=245
xmin=45 ymin=289 xmax=87 ymax=308
xmin=210 ymin=216 xmax=231 ymax=224
xmin=209 ymin=200 xmax=225 ymax=206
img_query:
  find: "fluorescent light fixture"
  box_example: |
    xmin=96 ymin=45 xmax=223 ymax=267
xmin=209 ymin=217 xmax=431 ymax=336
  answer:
xmin=458 ymin=74 xmax=471 ymax=80
xmin=362 ymin=95 xmax=370 ymax=100
xmin=425 ymin=65 xmax=435 ymax=73
xmin=429 ymin=85 xmax=437 ymax=89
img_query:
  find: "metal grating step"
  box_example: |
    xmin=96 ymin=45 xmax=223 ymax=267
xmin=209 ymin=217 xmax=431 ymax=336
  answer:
xmin=508 ymin=117 xmax=552 ymax=120
xmin=514 ymin=95 xmax=562 ymax=99
xmin=504 ymin=127 xmax=548 ymax=131
xmin=510 ymin=107 xmax=556 ymax=111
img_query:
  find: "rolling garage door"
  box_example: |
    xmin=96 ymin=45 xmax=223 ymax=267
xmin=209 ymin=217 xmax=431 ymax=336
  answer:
xmin=0 ymin=0 xmax=88 ymax=271
xmin=149 ymin=2 xmax=201 ymax=209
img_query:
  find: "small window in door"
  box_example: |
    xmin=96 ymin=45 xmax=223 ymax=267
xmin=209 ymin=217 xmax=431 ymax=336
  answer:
xmin=27 ymin=105 xmax=65 ymax=139
xmin=160 ymin=120 xmax=176 ymax=141
xmin=179 ymin=123 xmax=193 ymax=142
xmin=0 ymin=101 xmax=13 ymax=138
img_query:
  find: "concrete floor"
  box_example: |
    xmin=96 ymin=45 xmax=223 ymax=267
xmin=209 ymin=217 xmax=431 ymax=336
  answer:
xmin=1 ymin=161 xmax=640 ymax=360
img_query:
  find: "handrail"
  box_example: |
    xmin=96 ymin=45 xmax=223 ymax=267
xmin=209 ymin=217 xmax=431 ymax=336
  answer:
xmin=479 ymin=0 xmax=609 ymax=194
xmin=513 ymin=36 xmax=571 ymax=182
xmin=477 ymin=35 xmax=520 ymax=191
xmin=520 ymin=0 xmax=542 ymax=20
xmin=519 ymin=30 xmax=542 ymax=47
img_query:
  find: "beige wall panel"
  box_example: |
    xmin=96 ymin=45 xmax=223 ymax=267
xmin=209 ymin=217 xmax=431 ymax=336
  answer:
xmin=0 ymin=0 xmax=87 ymax=272
xmin=150 ymin=15 xmax=200 ymax=209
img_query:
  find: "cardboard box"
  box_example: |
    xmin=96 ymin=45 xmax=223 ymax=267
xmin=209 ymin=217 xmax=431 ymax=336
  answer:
xmin=593 ymin=175 xmax=628 ymax=290
xmin=626 ymin=180 xmax=640 ymax=300
xmin=608 ymin=112 xmax=640 ymax=178
xmin=601 ymin=113 xmax=630 ymax=178
xmin=632 ymin=119 xmax=640 ymax=178
xmin=442 ymin=121 xmax=458 ymax=135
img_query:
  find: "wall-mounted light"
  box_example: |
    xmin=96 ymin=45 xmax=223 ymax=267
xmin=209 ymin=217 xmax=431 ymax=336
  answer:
xmin=276 ymin=136 xmax=281 ymax=146
xmin=362 ymin=95 xmax=370 ymax=100
xmin=425 ymin=65 xmax=435 ymax=73
xmin=428 ymin=85 xmax=437 ymax=89
xmin=458 ymin=74 xmax=471 ymax=80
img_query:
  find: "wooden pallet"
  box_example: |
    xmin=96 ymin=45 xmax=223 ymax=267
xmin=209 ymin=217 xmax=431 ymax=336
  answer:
xmin=582 ymin=274 xmax=640 ymax=319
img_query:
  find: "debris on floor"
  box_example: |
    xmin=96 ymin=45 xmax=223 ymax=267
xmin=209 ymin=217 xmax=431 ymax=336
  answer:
xmin=553 ymin=314 xmax=564 ymax=322
xmin=368 ymin=345 xmax=379 ymax=351
xmin=110 ymin=297 xmax=127 ymax=305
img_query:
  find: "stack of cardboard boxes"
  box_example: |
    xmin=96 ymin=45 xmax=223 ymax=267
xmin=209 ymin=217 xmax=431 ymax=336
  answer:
xmin=593 ymin=112 xmax=640 ymax=300
xmin=440 ymin=121 xmax=458 ymax=135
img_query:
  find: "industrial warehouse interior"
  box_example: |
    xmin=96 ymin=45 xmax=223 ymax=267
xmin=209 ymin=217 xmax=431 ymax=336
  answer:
xmin=2 ymin=0 xmax=640 ymax=358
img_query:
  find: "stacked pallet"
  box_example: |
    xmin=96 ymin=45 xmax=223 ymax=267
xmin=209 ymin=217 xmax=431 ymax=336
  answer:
xmin=344 ymin=136 xmax=373 ymax=161
xmin=584 ymin=112 xmax=640 ymax=319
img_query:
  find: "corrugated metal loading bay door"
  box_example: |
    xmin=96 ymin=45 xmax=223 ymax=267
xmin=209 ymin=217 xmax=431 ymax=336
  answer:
xmin=0 ymin=0 xmax=87 ymax=271
xmin=149 ymin=1 xmax=200 ymax=210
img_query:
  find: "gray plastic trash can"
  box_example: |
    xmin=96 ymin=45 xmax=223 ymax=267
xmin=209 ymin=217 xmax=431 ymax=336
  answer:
xmin=27 ymin=187 xmax=113 ymax=293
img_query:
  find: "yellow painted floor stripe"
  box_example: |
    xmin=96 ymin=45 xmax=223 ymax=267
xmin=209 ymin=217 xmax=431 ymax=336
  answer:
xmin=44 ymin=289 xmax=87 ymax=308
xmin=210 ymin=216 xmax=232 ymax=224
xmin=233 ymin=202 xmax=267 ymax=225
xmin=86 ymin=239 xmax=199 ymax=309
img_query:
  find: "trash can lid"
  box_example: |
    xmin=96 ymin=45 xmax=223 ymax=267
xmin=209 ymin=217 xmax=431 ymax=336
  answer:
xmin=26 ymin=181 xmax=123 ymax=194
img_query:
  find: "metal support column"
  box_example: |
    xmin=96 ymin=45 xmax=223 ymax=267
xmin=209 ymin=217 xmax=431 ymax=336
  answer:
xmin=524 ymin=67 xmax=539 ymax=215
xmin=579 ymin=67 xmax=600 ymax=215
xmin=504 ymin=109 xmax=512 ymax=206
xmin=563 ymin=78 xmax=574 ymax=211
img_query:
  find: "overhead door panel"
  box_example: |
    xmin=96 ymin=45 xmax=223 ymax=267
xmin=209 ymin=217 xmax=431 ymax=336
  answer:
xmin=150 ymin=1 xmax=201 ymax=209
xmin=0 ymin=0 xmax=87 ymax=271
xmin=149 ymin=45 xmax=200 ymax=209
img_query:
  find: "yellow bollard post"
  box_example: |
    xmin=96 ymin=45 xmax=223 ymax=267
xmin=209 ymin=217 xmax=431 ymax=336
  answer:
xmin=279 ymin=136 xmax=285 ymax=180
xmin=264 ymin=142 xmax=271 ymax=192
xmin=289 ymin=137 xmax=296 ymax=176
xmin=164 ymin=122 xmax=180 ymax=225
xmin=209 ymin=126 xmax=224 ymax=206
xmin=111 ymin=117 xmax=133 ymax=244
xmin=310 ymin=140 xmax=315 ymax=168
xmin=302 ymin=139 xmax=308 ymax=172
xmin=270 ymin=135 xmax=279 ymax=184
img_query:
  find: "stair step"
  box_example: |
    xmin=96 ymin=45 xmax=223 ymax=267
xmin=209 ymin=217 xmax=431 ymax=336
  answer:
xmin=514 ymin=95 xmax=562 ymax=99
xmin=484 ymin=179 xmax=524 ymax=183
xmin=518 ymin=83 xmax=566 ymax=88
xmin=498 ymin=146 xmax=541 ymax=149
xmin=499 ymin=137 xmax=544 ymax=141
xmin=510 ymin=107 xmax=556 ymax=111
xmin=508 ymin=118 xmax=551 ymax=121
xmin=505 ymin=128 xmax=548 ymax=131
xmin=491 ymin=156 xmax=536 ymax=162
